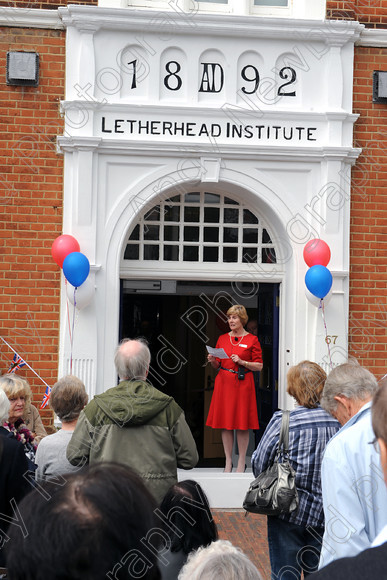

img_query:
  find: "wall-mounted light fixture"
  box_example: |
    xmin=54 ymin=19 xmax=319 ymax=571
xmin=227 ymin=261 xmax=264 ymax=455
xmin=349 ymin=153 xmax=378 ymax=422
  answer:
xmin=6 ymin=51 xmax=39 ymax=87
xmin=373 ymin=71 xmax=387 ymax=104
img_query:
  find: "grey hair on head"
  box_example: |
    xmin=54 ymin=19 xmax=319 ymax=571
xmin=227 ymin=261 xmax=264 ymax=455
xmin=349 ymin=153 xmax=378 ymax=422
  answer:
xmin=0 ymin=389 xmax=10 ymax=423
xmin=178 ymin=540 xmax=262 ymax=580
xmin=114 ymin=338 xmax=151 ymax=381
xmin=321 ymin=360 xmax=378 ymax=415
xmin=49 ymin=375 xmax=88 ymax=422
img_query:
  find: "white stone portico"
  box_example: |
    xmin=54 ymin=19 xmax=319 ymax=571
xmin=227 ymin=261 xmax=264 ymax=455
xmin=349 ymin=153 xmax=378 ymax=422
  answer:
xmin=57 ymin=5 xmax=362 ymax=414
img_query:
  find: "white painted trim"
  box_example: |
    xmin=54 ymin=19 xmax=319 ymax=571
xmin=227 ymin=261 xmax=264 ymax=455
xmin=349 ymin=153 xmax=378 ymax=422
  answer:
xmin=60 ymin=99 xmax=361 ymax=121
xmin=100 ymin=0 xmax=326 ymax=21
xmin=57 ymin=136 xmax=362 ymax=163
xmin=119 ymin=265 xmax=285 ymax=281
xmin=357 ymin=29 xmax=387 ymax=48
xmin=58 ymin=5 xmax=364 ymax=44
xmin=2 ymin=6 xmax=379 ymax=47
xmin=0 ymin=7 xmax=63 ymax=29
xmin=99 ymin=0 xmax=126 ymax=7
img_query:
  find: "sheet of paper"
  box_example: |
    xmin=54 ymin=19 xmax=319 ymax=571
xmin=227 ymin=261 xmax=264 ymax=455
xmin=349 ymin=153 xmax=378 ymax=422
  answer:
xmin=206 ymin=346 xmax=229 ymax=359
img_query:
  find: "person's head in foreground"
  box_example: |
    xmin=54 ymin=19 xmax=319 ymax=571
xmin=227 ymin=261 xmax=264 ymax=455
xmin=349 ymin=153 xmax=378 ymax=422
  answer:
xmin=6 ymin=463 xmax=161 ymax=580
xmin=372 ymin=381 xmax=387 ymax=485
xmin=320 ymin=359 xmax=378 ymax=425
xmin=177 ymin=540 xmax=262 ymax=580
xmin=159 ymin=479 xmax=218 ymax=554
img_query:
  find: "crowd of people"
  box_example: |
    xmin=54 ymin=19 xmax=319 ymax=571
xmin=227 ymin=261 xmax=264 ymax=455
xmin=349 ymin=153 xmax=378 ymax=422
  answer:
xmin=0 ymin=306 xmax=387 ymax=579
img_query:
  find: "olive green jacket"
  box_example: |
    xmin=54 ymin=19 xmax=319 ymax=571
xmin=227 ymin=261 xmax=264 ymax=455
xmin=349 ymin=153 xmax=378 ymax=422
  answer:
xmin=66 ymin=380 xmax=198 ymax=504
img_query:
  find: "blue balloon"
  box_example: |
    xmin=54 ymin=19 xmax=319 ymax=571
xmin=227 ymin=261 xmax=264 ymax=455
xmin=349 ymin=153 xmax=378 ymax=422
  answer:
xmin=63 ymin=252 xmax=90 ymax=288
xmin=305 ymin=265 xmax=332 ymax=299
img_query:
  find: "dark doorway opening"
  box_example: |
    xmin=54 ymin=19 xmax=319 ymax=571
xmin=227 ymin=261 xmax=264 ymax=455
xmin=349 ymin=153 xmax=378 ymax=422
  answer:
xmin=119 ymin=280 xmax=279 ymax=466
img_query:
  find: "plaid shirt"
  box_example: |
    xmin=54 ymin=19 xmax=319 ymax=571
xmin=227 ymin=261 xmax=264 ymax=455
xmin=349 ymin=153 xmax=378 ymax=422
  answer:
xmin=251 ymin=406 xmax=340 ymax=528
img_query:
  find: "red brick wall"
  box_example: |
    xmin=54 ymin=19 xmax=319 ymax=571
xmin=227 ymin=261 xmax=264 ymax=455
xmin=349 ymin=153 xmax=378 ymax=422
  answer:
xmin=326 ymin=1 xmax=356 ymax=20
xmin=355 ymin=1 xmax=387 ymax=28
xmin=0 ymin=26 xmax=65 ymax=426
xmin=349 ymin=47 xmax=387 ymax=378
xmin=0 ymin=1 xmax=97 ymax=7
xmin=327 ymin=0 xmax=387 ymax=27
xmin=327 ymin=4 xmax=387 ymax=378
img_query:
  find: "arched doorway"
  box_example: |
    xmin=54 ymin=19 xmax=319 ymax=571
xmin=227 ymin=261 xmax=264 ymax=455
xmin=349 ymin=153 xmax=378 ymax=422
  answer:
xmin=119 ymin=188 xmax=280 ymax=466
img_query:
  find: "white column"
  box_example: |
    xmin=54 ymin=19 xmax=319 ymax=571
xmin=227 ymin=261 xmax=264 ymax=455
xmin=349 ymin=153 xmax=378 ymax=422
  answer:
xmin=326 ymin=44 xmax=344 ymax=110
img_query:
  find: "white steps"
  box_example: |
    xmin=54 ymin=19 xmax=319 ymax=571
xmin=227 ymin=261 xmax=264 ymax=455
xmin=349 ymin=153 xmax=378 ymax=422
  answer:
xmin=178 ymin=467 xmax=255 ymax=509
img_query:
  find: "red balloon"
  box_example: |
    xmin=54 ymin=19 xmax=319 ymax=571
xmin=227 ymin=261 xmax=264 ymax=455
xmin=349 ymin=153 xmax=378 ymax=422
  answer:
xmin=303 ymin=239 xmax=331 ymax=267
xmin=51 ymin=235 xmax=80 ymax=268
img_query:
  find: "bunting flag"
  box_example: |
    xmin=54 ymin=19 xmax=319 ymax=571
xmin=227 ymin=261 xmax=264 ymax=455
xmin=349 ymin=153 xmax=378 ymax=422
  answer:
xmin=0 ymin=336 xmax=51 ymax=390
xmin=40 ymin=385 xmax=52 ymax=409
xmin=7 ymin=353 xmax=26 ymax=374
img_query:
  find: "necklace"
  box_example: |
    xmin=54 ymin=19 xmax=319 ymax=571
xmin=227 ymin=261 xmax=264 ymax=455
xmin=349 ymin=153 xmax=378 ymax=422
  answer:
xmin=229 ymin=332 xmax=246 ymax=347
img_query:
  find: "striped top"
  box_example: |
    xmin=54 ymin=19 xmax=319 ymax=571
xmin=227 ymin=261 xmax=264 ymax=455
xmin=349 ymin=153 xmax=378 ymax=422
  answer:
xmin=251 ymin=406 xmax=340 ymax=528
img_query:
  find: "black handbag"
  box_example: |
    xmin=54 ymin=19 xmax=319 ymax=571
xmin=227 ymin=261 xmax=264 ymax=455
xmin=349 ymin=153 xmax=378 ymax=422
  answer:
xmin=243 ymin=410 xmax=299 ymax=516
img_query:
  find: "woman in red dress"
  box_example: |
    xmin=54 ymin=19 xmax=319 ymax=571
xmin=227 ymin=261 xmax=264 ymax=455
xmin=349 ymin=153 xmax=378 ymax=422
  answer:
xmin=206 ymin=305 xmax=263 ymax=473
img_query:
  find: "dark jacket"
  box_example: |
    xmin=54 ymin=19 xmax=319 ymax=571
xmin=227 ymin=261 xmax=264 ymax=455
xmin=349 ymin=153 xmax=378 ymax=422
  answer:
xmin=0 ymin=427 xmax=32 ymax=567
xmin=67 ymin=380 xmax=198 ymax=504
xmin=310 ymin=542 xmax=387 ymax=579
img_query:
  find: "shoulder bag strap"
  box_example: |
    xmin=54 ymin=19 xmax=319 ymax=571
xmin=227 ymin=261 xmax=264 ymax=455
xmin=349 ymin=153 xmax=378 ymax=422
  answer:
xmin=278 ymin=410 xmax=290 ymax=455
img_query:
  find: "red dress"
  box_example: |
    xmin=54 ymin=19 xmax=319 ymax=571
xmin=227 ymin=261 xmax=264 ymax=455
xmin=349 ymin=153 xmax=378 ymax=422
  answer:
xmin=206 ymin=333 xmax=262 ymax=430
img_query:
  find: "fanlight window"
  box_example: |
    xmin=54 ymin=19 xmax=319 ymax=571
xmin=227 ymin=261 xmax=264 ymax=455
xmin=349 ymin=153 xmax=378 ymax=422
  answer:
xmin=124 ymin=192 xmax=277 ymax=265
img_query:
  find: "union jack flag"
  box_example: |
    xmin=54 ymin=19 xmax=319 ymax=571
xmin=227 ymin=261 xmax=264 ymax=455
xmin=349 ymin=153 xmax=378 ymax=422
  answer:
xmin=8 ymin=353 xmax=26 ymax=374
xmin=40 ymin=385 xmax=52 ymax=409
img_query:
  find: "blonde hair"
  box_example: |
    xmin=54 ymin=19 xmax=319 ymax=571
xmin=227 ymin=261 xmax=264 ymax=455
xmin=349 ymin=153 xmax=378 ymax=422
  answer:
xmin=287 ymin=361 xmax=327 ymax=409
xmin=0 ymin=374 xmax=32 ymax=405
xmin=226 ymin=305 xmax=248 ymax=327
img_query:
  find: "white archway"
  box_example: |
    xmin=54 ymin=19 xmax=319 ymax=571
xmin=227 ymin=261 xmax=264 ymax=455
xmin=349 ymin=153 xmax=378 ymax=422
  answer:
xmin=97 ymin=164 xmax=298 ymax=403
xmin=59 ymin=151 xmax=350 ymax=401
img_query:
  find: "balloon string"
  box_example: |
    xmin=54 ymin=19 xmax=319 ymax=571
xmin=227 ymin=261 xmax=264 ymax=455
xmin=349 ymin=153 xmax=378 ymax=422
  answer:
xmin=70 ymin=287 xmax=77 ymax=374
xmin=65 ymin=279 xmax=72 ymax=345
xmin=319 ymin=299 xmax=333 ymax=370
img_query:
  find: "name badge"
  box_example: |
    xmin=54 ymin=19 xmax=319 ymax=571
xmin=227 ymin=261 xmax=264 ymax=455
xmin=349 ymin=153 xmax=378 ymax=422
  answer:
xmin=240 ymin=344 xmax=248 ymax=348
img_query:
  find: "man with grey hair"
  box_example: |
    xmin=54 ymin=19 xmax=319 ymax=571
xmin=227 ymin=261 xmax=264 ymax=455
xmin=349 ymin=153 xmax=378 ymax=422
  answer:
xmin=67 ymin=338 xmax=198 ymax=503
xmin=318 ymin=361 xmax=387 ymax=569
